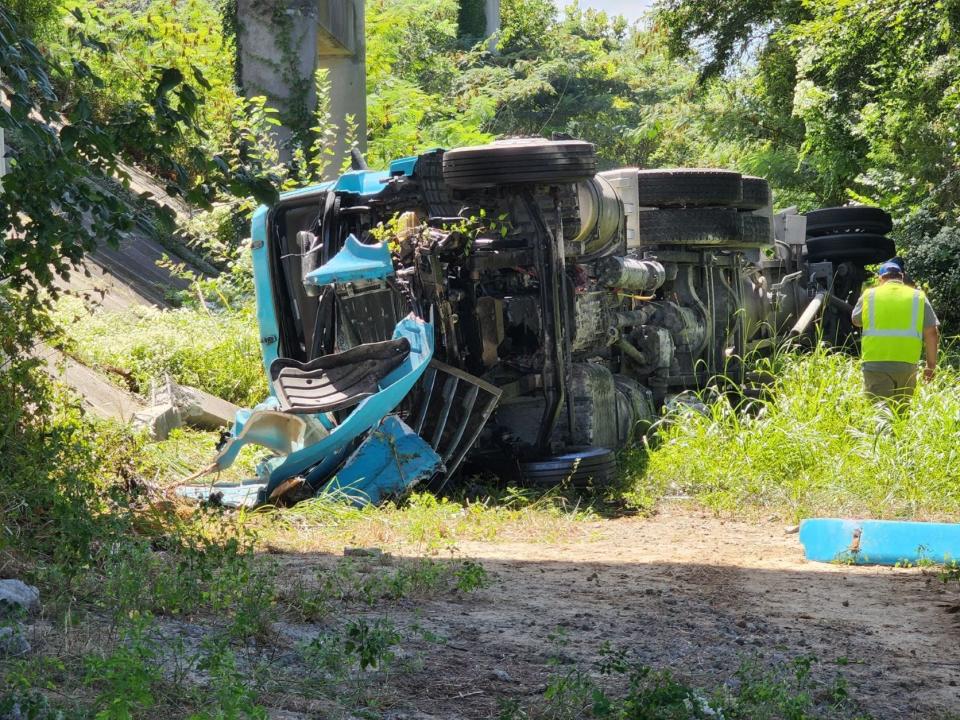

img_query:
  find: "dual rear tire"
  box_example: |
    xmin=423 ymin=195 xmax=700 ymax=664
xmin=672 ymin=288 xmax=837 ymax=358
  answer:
xmin=803 ymin=207 xmax=895 ymax=266
xmin=632 ymin=170 xmax=773 ymax=248
xmin=441 ymin=141 xmax=773 ymax=248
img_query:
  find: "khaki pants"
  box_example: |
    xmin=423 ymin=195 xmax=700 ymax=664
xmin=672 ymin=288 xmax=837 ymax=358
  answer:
xmin=862 ymin=368 xmax=917 ymax=404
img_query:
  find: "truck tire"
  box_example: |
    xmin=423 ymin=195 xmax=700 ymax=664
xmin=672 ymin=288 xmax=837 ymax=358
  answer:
xmin=442 ymin=138 xmax=597 ymax=189
xmin=804 ymin=207 xmax=893 ymax=237
xmin=519 ymin=447 xmax=617 ymax=487
xmin=735 ymin=213 xmax=774 ymax=247
xmin=737 ymin=176 xmax=772 ymax=211
xmin=636 ymin=168 xmax=742 ymax=208
xmin=636 ymin=207 xmax=768 ymax=246
xmin=806 ymin=233 xmax=896 ymax=264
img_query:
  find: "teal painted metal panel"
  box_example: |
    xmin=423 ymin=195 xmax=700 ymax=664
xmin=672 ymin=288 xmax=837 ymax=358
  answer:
xmin=388 ymin=155 xmax=419 ymax=177
xmin=800 ymin=518 xmax=960 ymax=565
xmin=320 ymin=415 xmax=443 ymax=506
xmin=250 ymin=203 xmax=280 ymax=378
xmin=333 ymin=169 xmax=392 ymax=195
xmin=304 ymin=234 xmax=393 ymax=286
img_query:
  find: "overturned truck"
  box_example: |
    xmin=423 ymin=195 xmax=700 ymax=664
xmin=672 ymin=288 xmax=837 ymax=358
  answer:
xmin=180 ymin=139 xmax=895 ymax=507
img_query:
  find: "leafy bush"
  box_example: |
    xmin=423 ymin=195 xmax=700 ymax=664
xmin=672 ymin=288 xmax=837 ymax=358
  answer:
xmin=57 ymin=0 xmax=240 ymax=172
xmin=0 ymin=3 xmax=277 ymax=296
xmin=6 ymin=0 xmax=60 ymax=36
xmin=0 ymin=291 xmax=140 ymax=573
xmin=55 ymin=298 xmax=265 ymax=407
xmin=895 ymin=210 xmax=960 ymax=334
xmin=635 ymin=347 xmax=960 ymax=520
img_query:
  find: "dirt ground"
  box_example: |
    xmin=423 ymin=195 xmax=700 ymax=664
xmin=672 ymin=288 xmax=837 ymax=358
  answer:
xmin=269 ymin=504 xmax=960 ymax=719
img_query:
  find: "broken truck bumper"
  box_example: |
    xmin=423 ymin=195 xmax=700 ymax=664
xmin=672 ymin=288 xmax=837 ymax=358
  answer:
xmin=177 ymin=312 xmax=435 ymax=508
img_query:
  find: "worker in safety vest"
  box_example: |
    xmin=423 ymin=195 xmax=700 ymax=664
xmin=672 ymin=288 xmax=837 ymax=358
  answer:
xmin=851 ymin=261 xmax=939 ymax=402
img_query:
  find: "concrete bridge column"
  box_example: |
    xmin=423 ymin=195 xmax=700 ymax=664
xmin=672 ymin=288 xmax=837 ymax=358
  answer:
xmin=0 ymin=80 xmax=6 ymax=187
xmin=236 ymin=0 xmax=366 ymax=173
xmin=485 ymin=0 xmax=500 ymax=48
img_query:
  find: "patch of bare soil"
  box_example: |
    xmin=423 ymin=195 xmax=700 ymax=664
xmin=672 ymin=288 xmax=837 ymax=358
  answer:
xmin=274 ymin=505 xmax=960 ymax=718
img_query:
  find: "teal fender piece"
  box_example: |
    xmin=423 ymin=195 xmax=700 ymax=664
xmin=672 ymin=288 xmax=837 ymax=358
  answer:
xmin=177 ymin=315 xmax=433 ymax=507
xmin=304 ymin=234 xmax=393 ymax=286
xmin=265 ymin=313 xmax=433 ymax=494
xmin=800 ymin=518 xmax=960 ymax=565
xmin=320 ymin=415 xmax=444 ymax=506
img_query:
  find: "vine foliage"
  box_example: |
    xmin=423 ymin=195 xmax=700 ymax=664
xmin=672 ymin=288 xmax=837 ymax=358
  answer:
xmin=0 ymin=4 xmax=278 ymax=295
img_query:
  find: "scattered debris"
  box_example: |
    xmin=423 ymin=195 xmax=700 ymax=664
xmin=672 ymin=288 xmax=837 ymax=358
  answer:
xmin=133 ymin=374 xmax=240 ymax=440
xmin=133 ymin=401 xmax=182 ymax=441
xmin=178 ymin=384 xmax=241 ymax=430
xmin=177 ymin=311 xmax=441 ymax=508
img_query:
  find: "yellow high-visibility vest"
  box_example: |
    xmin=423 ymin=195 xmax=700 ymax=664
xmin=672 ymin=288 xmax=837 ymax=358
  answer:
xmin=861 ymin=282 xmax=925 ymax=363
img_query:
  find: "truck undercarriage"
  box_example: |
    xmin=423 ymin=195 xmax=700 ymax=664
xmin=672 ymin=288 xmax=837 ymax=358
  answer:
xmin=180 ymin=139 xmax=895 ymax=507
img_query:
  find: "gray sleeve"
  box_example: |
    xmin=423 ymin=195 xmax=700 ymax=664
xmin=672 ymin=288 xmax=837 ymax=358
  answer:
xmin=851 ymin=294 xmax=864 ymax=326
xmin=923 ymin=297 xmax=939 ymax=328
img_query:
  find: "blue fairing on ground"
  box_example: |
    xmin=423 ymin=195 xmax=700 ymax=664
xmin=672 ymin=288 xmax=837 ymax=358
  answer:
xmin=800 ymin=518 xmax=960 ymax=565
xmin=177 ymin=479 xmax=268 ymax=509
xmin=320 ymin=415 xmax=444 ymax=506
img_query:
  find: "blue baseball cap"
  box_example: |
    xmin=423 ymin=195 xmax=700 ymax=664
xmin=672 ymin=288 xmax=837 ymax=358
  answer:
xmin=877 ymin=261 xmax=903 ymax=277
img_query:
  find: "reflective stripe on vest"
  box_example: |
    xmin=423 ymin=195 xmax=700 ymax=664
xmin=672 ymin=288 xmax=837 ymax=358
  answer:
xmin=861 ymin=283 xmax=924 ymax=363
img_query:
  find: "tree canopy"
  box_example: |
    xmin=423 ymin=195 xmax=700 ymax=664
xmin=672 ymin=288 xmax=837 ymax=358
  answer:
xmin=3 ymin=0 xmax=960 ymax=326
xmin=0 ymin=2 xmax=277 ymax=294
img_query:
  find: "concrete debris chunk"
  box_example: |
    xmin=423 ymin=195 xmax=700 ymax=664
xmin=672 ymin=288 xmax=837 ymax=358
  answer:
xmin=132 ymin=402 xmax=182 ymax=441
xmin=0 ymin=579 xmax=40 ymax=617
xmin=178 ymin=384 xmax=240 ymax=430
xmin=132 ymin=374 xmax=240 ymax=440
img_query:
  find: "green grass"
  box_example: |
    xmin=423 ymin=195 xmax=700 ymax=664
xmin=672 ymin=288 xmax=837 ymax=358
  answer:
xmin=137 ymin=426 xmax=266 ymax=484
xmin=501 ymin=648 xmax=871 ymax=720
xmin=53 ymin=297 xmax=265 ymax=407
xmin=254 ymin=490 xmax=599 ymax=552
xmin=630 ymin=346 xmax=960 ymax=521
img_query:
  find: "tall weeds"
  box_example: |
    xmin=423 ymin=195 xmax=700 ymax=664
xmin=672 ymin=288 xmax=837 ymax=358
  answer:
xmin=53 ymin=297 xmax=264 ymax=407
xmin=637 ymin=346 xmax=960 ymax=520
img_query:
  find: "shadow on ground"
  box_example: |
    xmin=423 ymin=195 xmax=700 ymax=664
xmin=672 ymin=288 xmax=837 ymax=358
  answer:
xmin=259 ymin=543 xmax=960 ymax=719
